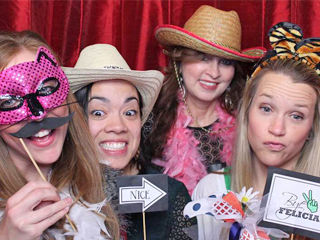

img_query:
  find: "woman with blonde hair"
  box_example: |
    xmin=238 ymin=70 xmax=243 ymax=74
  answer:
xmin=0 ymin=30 xmax=119 ymax=239
xmin=191 ymin=22 xmax=320 ymax=240
xmin=143 ymin=5 xmax=265 ymax=195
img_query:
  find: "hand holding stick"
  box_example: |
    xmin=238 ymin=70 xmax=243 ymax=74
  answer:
xmin=19 ymin=138 xmax=77 ymax=232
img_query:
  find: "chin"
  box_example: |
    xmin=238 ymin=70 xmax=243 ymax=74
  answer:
xmin=33 ymin=147 xmax=64 ymax=165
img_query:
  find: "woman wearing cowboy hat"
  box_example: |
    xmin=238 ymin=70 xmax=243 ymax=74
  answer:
xmin=143 ymin=5 xmax=265 ymax=195
xmin=64 ymin=44 xmax=196 ymax=239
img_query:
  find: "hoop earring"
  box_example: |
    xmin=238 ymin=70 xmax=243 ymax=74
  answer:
xmin=173 ymin=60 xmax=187 ymax=101
xmin=134 ymin=147 xmax=140 ymax=161
xmin=307 ymin=132 xmax=312 ymax=141
xmin=224 ymin=86 xmax=232 ymax=108
xmin=179 ymin=74 xmax=187 ymax=99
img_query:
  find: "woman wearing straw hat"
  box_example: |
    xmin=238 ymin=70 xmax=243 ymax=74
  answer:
xmin=64 ymin=43 xmax=196 ymax=239
xmin=143 ymin=5 xmax=265 ymax=195
xmin=191 ymin=21 xmax=320 ymax=240
xmin=0 ymin=31 xmax=119 ymax=239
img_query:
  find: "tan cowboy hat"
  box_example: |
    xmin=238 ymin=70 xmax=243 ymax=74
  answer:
xmin=63 ymin=44 xmax=164 ymax=124
xmin=155 ymin=5 xmax=265 ymax=62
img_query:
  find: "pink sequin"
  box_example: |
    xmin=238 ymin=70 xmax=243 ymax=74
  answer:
xmin=0 ymin=47 xmax=69 ymax=124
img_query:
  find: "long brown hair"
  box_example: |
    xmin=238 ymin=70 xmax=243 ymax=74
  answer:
xmin=145 ymin=47 xmax=249 ymax=159
xmin=0 ymin=30 xmax=119 ymax=239
xmin=232 ymin=58 xmax=320 ymax=193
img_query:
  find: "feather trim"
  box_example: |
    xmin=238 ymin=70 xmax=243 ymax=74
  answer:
xmin=49 ymin=188 xmax=111 ymax=240
xmin=153 ymin=102 xmax=236 ymax=195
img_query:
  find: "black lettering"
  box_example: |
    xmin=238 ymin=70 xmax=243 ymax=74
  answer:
xmin=278 ymin=207 xmax=285 ymax=214
xmin=285 ymin=209 xmax=293 ymax=216
xmin=131 ymin=190 xmax=138 ymax=200
xmin=313 ymin=215 xmax=320 ymax=222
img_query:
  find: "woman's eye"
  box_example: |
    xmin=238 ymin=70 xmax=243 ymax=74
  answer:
xmin=91 ymin=110 xmax=105 ymax=117
xmin=220 ymin=59 xmax=233 ymax=66
xmin=201 ymin=55 xmax=209 ymax=61
xmin=38 ymin=78 xmax=59 ymax=95
xmin=0 ymin=98 xmax=20 ymax=109
xmin=125 ymin=110 xmax=137 ymax=116
xmin=260 ymin=106 xmax=272 ymax=113
xmin=291 ymin=114 xmax=303 ymax=120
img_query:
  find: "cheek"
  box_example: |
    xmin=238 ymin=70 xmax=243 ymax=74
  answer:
xmin=131 ymin=124 xmax=141 ymax=145
xmin=0 ymin=129 xmax=20 ymax=152
xmin=247 ymin=108 xmax=263 ymax=144
xmin=181 ymin=62 xmax=203 ymax=81
xmin=50 ymin=102 xmax=69 ymax=118
xmin=221 ymin=67 xmax=235 ymax=83
xmin=290 ymin=124 xmax=311 ymax=146
xmin=88 ymin=119 xmax=103 ymax=141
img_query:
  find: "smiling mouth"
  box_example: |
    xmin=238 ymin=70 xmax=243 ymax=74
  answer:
xmin=28 ymin=129 xmax=53 ymax=141
xmin=199 ymin=80 xmax=218 ymax=87
xmin=100 ymin=142 xmax=126 ymax=151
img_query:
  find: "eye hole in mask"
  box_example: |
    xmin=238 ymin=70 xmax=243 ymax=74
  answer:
xmin=0 ymin=95 xmax=23 ymax=111
xmin=37 ymin=77 xmax=60 ymax=96
xmin=0 ymin=78 xmax=60 ymax=112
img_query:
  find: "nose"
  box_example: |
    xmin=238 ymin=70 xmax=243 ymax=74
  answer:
xmin=268 ymin=115 xmax=286 ymax=136
xmin=104 ymin=114 xmax=128 ymax=134
xmin=207 ymin=60 xmax=221 ymax=79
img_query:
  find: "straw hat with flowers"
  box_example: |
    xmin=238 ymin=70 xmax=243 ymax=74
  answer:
xmin=155 ymin=5 xmax=265 ymax=62
xmin=63 ymin=44 xmax=164 ymax=124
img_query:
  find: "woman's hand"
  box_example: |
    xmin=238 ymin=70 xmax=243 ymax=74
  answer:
xmin=0 ymin=181 xmax=72 ymax=240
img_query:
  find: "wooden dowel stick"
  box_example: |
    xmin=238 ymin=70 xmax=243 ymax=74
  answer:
xmin=20 ymin=139 xmax=46 ymax=181
xmin=143 ymin=211 xmax=146 ymax=240
xmin=19 ymin=138 xmax=77 ymax=233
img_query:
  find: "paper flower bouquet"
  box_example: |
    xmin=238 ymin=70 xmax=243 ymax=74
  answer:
xmin=184 ymin=187 xmax=290 ymax=240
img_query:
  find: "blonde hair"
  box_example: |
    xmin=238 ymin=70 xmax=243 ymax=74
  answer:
xmin=0 ymin=30 xmax=119 ymax=239
xmin=232 ymin=58 xmax=320 ymax=192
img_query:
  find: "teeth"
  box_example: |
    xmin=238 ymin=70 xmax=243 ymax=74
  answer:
xmin=33 ymin=129 xmax=51 ymax=138
xmin=200 ymin=81 xmax=217 ymax=86
xmin=100 ymin=142 xmax=126 ymax=150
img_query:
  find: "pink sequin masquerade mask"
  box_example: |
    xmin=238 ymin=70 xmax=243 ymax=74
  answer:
xmin=0 ymin=46 xmax=69 ymax=125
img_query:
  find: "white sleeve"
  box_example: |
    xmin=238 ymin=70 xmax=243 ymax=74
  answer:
xmin=192 ymin=173 xmax=227 ymax=240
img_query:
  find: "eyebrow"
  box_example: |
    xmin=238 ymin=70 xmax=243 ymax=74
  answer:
xmin=258 ymin=93 xmax=272 ymax=99
xmin=88 ymin=96 xmax=139 ymax=104
xmin=258 ymin=93 xmax=310 ymax=109
xmin=89 ymin=96 xmax=109 ymax=103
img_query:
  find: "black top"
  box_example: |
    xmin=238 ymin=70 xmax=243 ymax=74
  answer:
xmin=142 ymin=112 xmax=225 ymax=172
xmin=126 ymin=165 xmax=196 ymax=240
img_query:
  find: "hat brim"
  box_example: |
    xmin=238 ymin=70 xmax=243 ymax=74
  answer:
xmin=62 ymin=67 xmax=164 ymax=124
xmin=155 ymin=25 xmax=266 ymax=62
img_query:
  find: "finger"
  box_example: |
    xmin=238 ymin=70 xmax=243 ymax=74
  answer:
xmin=19 ymin=188 xmax=61 ymax=211
xmin=7 ymin=181 xmax=56 ymax=208
xmin=30 ymin=198 xmax=73 ymax=224
xmin=302 ymin=192 xmax=309 ymax=202
xmin=33 ymin=204 xmax=71 ymax=231
xmin=309 ymin=190 xmax=312 ymax=200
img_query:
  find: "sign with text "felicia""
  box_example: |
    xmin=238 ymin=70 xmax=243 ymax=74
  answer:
xmin=260 ymin=167 xmax=320 ymax=240
xmin=117 ymin=174 xmax=168 ymax=213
